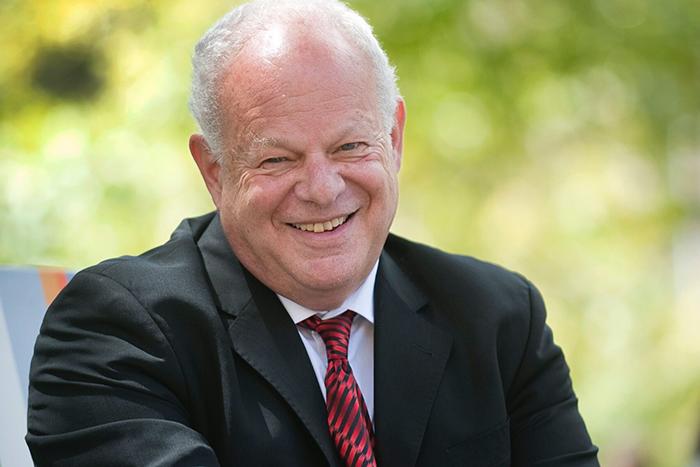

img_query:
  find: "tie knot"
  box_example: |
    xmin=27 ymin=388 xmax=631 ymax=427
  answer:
xmin=300 ymin=310 xmax=356 ymax=361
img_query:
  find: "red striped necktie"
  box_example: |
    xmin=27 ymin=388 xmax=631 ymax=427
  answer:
xmin=300 ymin=311 xmax=377 ymax=467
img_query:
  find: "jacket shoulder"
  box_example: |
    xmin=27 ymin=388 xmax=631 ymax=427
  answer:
xmin=384 ymin=233 xmax=532 ymax=306
xmin=74 ymin=213 xmax=216 ymax=307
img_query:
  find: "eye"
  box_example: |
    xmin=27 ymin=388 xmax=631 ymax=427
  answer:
xmin=258 ymin=156 xmax=294 ymax=171
xmin=260 ymin=156 xmax=288 ymax=166
xmin=338 ymin=142 xmax=365 ymax=152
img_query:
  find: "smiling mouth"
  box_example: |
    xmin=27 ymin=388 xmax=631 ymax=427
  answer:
xmin=291 ymin=214 xmax=352 ymax=233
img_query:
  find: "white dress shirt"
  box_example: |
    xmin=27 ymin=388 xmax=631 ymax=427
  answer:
xmin=277 ymin=261 xmax=377 ymax=422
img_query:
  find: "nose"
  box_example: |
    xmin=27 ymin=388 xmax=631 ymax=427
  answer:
xmin=294 ymin=153 xmax=345 ymax=206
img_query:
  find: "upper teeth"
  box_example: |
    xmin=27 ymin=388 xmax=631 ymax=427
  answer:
xmin=293 ymin=215 xmax=348 ymax=233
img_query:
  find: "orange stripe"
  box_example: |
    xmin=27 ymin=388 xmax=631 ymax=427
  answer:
xmin=38 ymin=267 xmax=69 ymax=306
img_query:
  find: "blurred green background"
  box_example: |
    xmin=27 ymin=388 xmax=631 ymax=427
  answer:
xmin=1 ymin=0 xmax=699 ymax=465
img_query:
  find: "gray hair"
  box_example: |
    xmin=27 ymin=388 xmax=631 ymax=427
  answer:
xmin=189 ymin=0 xmax=400 ymax=159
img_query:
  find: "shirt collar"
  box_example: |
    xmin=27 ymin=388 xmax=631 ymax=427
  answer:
xmin=277 ymin=260 xmax=378 ymax=325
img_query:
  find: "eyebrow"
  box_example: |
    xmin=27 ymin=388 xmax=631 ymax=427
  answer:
xmin=250 ymin=134 xmax=287 ymax=150
xmin=245 ymin=120 xmax=374 ymax=153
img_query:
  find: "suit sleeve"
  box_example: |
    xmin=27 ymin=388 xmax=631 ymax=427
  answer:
xmin=507 ymin=278 xmax=599 ymax=466
xmin=26 ymin=270 xmax=220 ymax=467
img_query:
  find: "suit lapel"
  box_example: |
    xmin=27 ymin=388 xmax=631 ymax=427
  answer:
xmin=197 ymin=215 xmax=339 ymax=466
xmin=374 ymin=250 xmax=453 ymax=467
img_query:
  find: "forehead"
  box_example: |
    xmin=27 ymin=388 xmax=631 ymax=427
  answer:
xmin=218 ymin=25 xmax=380 ymax=135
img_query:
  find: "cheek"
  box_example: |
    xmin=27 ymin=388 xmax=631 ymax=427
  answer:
xmin=227 ymin=173 xmax=293 ymax=220
xmin=219 ymin=170 xmax=255 ymax=218
xmin=352 ymin=159 xmax=399 ymax=195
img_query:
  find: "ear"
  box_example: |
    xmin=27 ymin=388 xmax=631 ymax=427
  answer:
xmin=189 ymin=134 xmax=223 ymax=207
xmin=390 ymin=98 xmax=406 ymax=171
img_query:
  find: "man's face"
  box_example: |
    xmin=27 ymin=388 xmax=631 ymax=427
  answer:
xmin=194 ymin=32 xmax=405 ymax=310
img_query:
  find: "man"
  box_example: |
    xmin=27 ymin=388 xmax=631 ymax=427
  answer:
xmin=27 ymin=0 xmax=599 ymax=465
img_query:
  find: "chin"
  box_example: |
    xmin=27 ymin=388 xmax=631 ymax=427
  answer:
xmin=299 ymin=270 xmax=353 ymax=291
xmin=294 ymin=263 xmax=363 ymax=293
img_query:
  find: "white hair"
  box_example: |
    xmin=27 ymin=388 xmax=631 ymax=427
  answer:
xmin=189 ymin=0 xmax=400 ymax=158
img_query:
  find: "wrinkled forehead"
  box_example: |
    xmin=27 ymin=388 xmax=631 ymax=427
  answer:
xmin=218 ymin=22 xmax=377 ymax=117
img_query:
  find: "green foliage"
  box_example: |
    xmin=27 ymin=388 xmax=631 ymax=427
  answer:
xmin=2 ymin=0 xmax=699 ymax=464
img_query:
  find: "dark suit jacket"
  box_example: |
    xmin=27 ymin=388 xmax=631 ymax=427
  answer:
xmin=27 ymin=212 xmax=598 ymax=466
